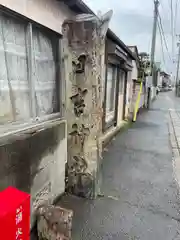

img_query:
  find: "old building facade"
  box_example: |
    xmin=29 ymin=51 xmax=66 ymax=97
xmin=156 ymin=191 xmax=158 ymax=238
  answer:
xmin=0 ymin=0 xmax=69 ymax=225
xmin=0 ymin=0 xmax=137 ymax=226
xmin=128 ymin=46 xmax=146 ymax=114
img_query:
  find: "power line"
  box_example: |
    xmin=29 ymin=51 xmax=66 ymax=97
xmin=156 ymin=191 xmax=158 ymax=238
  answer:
xmin=170 ymin=0 xmax=174 ymax=56
xmin=174 ymin=0 xmax=179 ymax=36
xmin=175 ymin=35 xmax=180 ymax=95
xmin=158 ymin=12 xmax=172 ymax=62
xmin=157 ymin=18 xmax=166 ymax=69
xmin=173 ymin=0 xmax=179 ymax=62
xmin=159 ymin=0 xmax=165 ymax=12
xmin=159 ymin=0 xmax=175 ymax=62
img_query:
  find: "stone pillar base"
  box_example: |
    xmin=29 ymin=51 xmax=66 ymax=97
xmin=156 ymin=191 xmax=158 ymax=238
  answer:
xmin=67 ymin=169 xmax=102 ymax=199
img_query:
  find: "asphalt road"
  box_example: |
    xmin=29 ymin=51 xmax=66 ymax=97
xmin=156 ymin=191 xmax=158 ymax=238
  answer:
xmin=58 ymin=91 xmax=180 ymax=240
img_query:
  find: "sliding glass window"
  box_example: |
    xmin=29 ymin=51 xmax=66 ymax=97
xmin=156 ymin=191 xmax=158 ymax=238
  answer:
xmin=105 ymin=64 xmax=117 ymax=124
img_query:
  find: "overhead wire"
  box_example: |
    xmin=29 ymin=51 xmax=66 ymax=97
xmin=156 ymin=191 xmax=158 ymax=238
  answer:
xmin=159 ymin=0 xmax=175 ymax=67
xmin=157 ymin=17 xmax=167 ymax=70
xmin=158 ymin=0 xmax=167 ymax=69
xmin=150 ymin=0 xmax=173 ymax=73
xmin=170 ymin=0 xmax=174 ymax=57
xmin=158 ymin=12 xmax=172 ymax=62
xmin=174 ymin=0 xmax=179 ymax=37
xmin=173 ymin=0 xmax=179 ymax=65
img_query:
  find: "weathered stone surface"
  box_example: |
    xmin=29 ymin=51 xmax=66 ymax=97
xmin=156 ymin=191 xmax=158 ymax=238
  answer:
xmin=37 ymin=205 xmax=73 ymax=240
xmin=62 ymin=12 xmax=112 ymax=198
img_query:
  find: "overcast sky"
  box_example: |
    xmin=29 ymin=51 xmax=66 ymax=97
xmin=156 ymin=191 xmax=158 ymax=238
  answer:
xmin=83 ymin=0 xmax=180 ymax=76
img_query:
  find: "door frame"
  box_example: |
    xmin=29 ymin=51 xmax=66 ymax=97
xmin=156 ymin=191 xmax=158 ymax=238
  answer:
xmin=103 ymin=63 xmax=119 ymax=131
xmin=122 ymin=71 xmax=128 ymax=120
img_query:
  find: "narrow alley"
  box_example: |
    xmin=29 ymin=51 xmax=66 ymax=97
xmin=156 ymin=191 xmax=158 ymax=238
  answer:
xmin=58 ymin=92 xmax=180 ymax=240
xmin=1 ymin=0 xmax=180 ymax=239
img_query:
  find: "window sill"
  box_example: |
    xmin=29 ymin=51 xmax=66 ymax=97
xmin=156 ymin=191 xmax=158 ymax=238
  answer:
xmin=0 ymin=117 xmax=66 ymax=146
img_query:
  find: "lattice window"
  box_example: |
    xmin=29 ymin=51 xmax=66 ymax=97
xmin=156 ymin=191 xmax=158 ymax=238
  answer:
xmin=0 ymin=12 xmax=61 ymax=133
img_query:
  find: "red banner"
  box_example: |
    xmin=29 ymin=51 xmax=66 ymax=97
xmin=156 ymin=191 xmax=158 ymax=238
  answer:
xmin=0 ymin=187 xmax=30 ymax=239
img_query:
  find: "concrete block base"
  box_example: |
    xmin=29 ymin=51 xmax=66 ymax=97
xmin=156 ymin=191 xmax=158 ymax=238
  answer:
xmin=37 ymin=205 xmax=73 ymax=240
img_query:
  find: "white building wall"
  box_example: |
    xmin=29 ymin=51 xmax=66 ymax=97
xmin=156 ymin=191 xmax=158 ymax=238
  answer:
xmin=31 ymin=121 xmax=67 ymax=226
xmin=157 ymin=71 xmax=160 ymax=86
xmin=146 ymin=76 xmax=153 ymax=87
xmin=159 ymin=76 xmax=163 ymax=86
xmin=131 ymin=60 xmax=138 ymax=80
xmin=0 ymin=0 xmax=72 ymax=226
xmin=0 ymin=0 xmax=74 ymax=34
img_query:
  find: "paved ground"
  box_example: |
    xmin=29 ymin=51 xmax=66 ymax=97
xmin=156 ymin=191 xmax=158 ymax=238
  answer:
xmin=168 ymin=95 xmax=180 ymax=194
xmin=58 ymin=91 xmax=180 ymax=240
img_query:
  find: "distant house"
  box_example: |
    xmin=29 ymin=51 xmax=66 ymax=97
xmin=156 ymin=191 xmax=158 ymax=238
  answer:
xmin=128 ymin=46 xmax=139 ymax=83
xmin=103 ymin=31 xmax=135 ymax=132
xmin=160 ymin=71 xmax=171 ymax=88
xmin=128 ymin=46 xmax=146 ymax=116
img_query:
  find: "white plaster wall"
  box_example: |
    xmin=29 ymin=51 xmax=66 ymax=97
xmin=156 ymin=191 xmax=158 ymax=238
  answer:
xmin=131 ymin=83 xmax=144 ymax=114
xmin=117 ymin=94 xmax=124 ymax=125
xmin=31 ymin=121 xmax=67 ymax=226
xmin=131 ymin=60 xmax=138 ymax=80
xmin=125 ymin=71 xmax=133 ymax=118
xmin=0 ymin=0 xmax=69 ymax=226
xmin=157 ymin=71 xmax=160 ymax=86
xmin=31 ymin=127 xmax=66 ymax=199
xmin=151 ymin=86 xmax=156 ymax=100
xmin=147 ymin=76 xmax=153 ymax=87
xmin=0 ymin=0 xmax=74 ymax=33
xmin=158 ymin=76 xmax=163 ymax=86
xmin=139 ymin=93 xmax=145 ymax=108
xmin=51 ymin=129 xmax=67 ymax=201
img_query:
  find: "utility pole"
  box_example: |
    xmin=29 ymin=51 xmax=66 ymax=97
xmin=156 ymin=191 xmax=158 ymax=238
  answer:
xmin=150 ymin=0 xmax=159 ymax=86
xmin=175 ymin=35 xmax=180 ymax=96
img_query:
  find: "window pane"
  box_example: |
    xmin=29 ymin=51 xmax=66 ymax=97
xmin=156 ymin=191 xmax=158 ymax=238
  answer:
xmin=110 ymin=67 xmax=117 ymax=110
xmin=119 ymin=70 xmax=125 ymax=94
xmin=106 ymin=67 xmax=113 ymax=112
xmin=105 ymin=65 xmax=117 ymax=123
xmin=32 ymin=27 xmax=59 ymax=117
xmin=0 ymin=14 xmax=30 ymax=124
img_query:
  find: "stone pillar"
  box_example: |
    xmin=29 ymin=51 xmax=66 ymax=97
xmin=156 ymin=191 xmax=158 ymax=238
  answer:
xmin=62 ymin=12 xmax=112 ymax=198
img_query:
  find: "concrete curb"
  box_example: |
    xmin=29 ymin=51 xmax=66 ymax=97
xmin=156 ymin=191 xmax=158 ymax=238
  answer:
xmin=168 ymin=110 xmax=180 ymax=193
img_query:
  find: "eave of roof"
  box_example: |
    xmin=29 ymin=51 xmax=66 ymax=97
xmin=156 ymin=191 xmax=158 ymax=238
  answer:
xmin=107 ymin=29 xmax=135 ymax=60
xmin=160 ymin=71 xmax=170 ymax=77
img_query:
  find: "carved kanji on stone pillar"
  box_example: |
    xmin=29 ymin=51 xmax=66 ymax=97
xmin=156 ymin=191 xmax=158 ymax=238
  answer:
xmin=62 ymin=11 xmax=112 ymax=198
